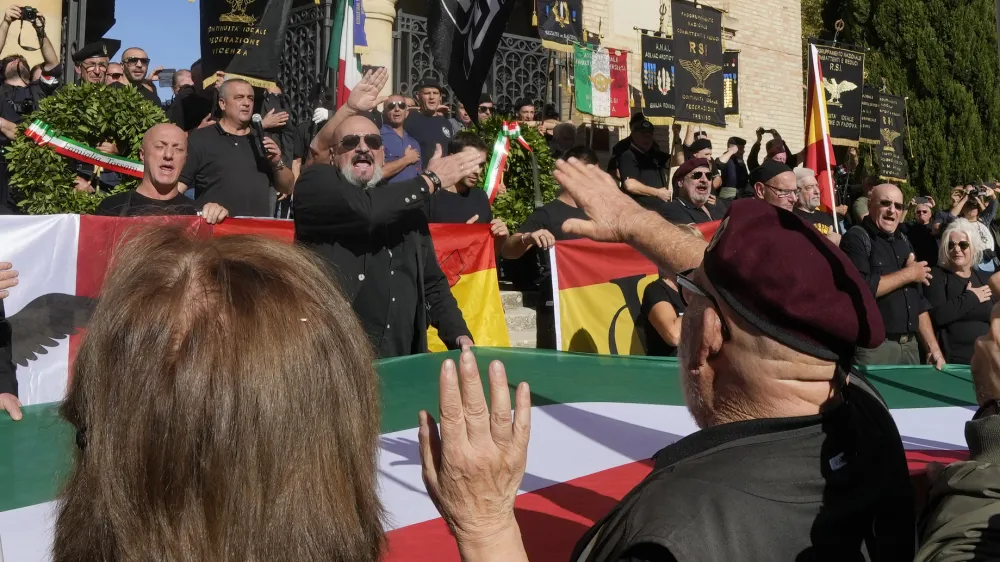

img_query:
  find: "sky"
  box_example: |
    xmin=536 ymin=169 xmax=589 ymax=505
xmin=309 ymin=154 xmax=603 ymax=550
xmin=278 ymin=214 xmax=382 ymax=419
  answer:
xmin=105 ymin=0 xmax=201 ymax=101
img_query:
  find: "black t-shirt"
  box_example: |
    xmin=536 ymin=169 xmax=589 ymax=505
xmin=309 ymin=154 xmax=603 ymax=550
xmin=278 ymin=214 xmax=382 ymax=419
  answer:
xmin=293 ymin=120 xmax=321 ymax=161
xmin=404 ymin=111 xmax=454 ymax=166
xmin=516 ymin=199 xmax=590 ymax=302
xmin=424 ymin=188 xmax=492 ymax=224
xmin=794 ymin=207 xmax=835 ymax=236
xmin=134 ymin=83 xmax=162 ymax=107
xmin=900 ymin=221 xmax=939 ymax=266
xmin=659 ymin=197 xmax=723 ymax=225
xmin=927 ymin=266 xmax=998 ymax=364
xmin=94 ymin=190 xmax=200 ymax=217
xmin=639 ymin=278 xmax=685 ymax=357
xmin=180 ymin=123 xmax=275 ymax=217
xmin=617 ymin=146 xmax=669 ymax=188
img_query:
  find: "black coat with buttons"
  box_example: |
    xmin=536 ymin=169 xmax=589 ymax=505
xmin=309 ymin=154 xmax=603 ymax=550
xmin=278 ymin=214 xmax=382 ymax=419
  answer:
xmin=293 ymin=164 xmax=470 ymax=357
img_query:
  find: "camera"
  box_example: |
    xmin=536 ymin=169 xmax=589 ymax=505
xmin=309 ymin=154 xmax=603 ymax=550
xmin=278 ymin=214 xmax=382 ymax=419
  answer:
xmin=19 ymin=6 xmax=37 ymax=22
xmin=13 ymin=97 xmax=34 ymax=115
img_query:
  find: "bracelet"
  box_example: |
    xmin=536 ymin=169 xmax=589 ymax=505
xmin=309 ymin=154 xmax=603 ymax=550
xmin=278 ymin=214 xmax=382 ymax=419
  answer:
xmin=421 ymin=171 xmax=442 ymax=189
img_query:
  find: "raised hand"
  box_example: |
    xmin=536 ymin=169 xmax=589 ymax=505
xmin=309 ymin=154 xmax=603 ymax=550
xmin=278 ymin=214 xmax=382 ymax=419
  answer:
xmin=0 ymin=262 xmax=17 ymax=299
xmin=3 ymin=6 xmax=20 ymax=24
xmin=347 ymin=67 xmax=389 ymax=113
xmin=261 ymin=108 xmax=290 ymax=130
xmin=425 ymin=144 xmax=485 ymax=192
xmin=970 ymin=282 xmax=994 ymax=304
xmin=556 ymin=158 xmax=644 ymax=244
xmin=419 ymin=351 xmax=530 ymax=560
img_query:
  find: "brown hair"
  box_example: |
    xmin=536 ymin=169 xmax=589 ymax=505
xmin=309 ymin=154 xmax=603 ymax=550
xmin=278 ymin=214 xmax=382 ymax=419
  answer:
xmin=55 ymin=227 xmax=384 ymax=562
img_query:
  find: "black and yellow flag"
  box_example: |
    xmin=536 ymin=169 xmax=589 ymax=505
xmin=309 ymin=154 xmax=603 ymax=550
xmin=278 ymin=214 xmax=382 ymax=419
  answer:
xmin=811 ymin=43 xmax=865 ymax=147
xmin=878 ymin=94 xmax=909 ymax=183
xmin=640 ymin=33 xmax=674 ymax=124
xmin=200 ymin=0 xmax=293 ymax=89
xmin=534 ymin=0 xmax=583 ymax=52
xmin=670 ymin=1 xmax=725 ymax=126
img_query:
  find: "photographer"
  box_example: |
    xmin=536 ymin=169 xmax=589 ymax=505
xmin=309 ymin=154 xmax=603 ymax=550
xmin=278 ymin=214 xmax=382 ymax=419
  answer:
xmin=945 ymin=184 xmax=999 ymax=272
xmin=0 ymin=5 xmax=59 ymax=81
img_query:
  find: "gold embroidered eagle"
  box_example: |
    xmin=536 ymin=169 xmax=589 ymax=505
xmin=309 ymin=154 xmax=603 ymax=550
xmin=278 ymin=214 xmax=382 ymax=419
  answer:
xmin=881 ymin=128 xmax=901 ymax=151
xmin=821 ymin=78 xmax=858 ymax=106
xmin=679 ymin=59 xmax=723 ymax=96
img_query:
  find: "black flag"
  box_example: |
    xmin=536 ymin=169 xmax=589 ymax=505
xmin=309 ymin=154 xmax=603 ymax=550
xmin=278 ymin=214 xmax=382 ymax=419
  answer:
xmin=199 ymin=0 xmax=292 ymax=89
xmin=671 ymin=1 xmax=725 ymax=126
xmin=428 ymin=0 xmax=518 ymax=124
xmin=860 ymin=86 xmax=880 ymax=146
xmin=640 ymin=33 xmax=674 ymax=124
xmin=811 ymin=43 xmax=865 ymax=146
xmin=535 ymin=0 xmax=583 ymax=52
xmin=878 ymin=94 xmax=909 ymax=183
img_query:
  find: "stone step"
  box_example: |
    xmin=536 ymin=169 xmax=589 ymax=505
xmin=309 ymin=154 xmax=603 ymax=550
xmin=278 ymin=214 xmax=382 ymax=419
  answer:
xmin=504 ymin=306 xmax=537 ymax=333
xmin=501 ymin=289 xmax=540 ymax=310
xmin=507 ymin=329 xmax=537 ymax=349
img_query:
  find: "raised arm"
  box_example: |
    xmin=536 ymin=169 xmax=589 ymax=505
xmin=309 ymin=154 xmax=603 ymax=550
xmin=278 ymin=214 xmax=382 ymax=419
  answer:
xmin=33 ymin=16 xmax=58 ymax=70
xmin=0 ymin=6 xmax=19 ymax=54
xmin=309 ymin=68 xmax=388 ymax=165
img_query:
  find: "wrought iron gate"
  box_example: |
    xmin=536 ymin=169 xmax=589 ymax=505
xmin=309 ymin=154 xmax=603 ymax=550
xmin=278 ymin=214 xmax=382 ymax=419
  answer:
xmin=279 ymin=4 xmax=326 ymax=122
xmin=393 ymin=12 xmax=553 ymax=111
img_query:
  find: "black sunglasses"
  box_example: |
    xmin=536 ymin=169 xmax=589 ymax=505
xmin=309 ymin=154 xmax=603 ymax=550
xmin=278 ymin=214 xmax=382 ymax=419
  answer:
xmin=340 ymin=134 xmax=383 ymax=151
xmin=478 ymin=105 xmax=493 ymax=113
xmin=688 ymin=171 xmax=708 ymax=180
xmin=948 ymin=241 xmax=971 ymax=251
xmin=675 ymin=269 xmax=731 ymax=341
xmin=385 ymin=101 xmax=407 ymax=111
xmin=123 ymin=57 xmax=150 ymax=66
xmin=879 ymin=199 xmax=905 ymax=211
xmin=107 ymin=72 xmax=124 ymax=79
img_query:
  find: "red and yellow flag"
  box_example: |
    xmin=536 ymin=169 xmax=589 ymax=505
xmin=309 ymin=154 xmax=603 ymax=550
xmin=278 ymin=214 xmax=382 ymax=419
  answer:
xmin=804 ymin=44 xmax=839 ymax=216
xmin=550 ymin=239 xmax=658 ymax=355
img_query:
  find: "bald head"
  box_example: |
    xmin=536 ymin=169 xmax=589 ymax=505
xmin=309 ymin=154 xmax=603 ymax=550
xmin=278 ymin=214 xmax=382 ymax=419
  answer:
xmin=868 ymin=183 xmax=904 ymax=234
xmin=333 ymin=115 xmax=384 ymax=188
xmin=141 ymin=124 xmax=187 ymax=192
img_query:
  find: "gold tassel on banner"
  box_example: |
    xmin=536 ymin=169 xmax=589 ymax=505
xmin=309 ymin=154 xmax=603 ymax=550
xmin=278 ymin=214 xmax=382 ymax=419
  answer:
xmin=532 ymin=2 xmax=538 ymax=26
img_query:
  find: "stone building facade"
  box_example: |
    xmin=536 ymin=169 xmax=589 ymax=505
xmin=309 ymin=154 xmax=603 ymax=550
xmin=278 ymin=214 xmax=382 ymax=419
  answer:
xmin=361 ymin=0 xmax=805 ymax=160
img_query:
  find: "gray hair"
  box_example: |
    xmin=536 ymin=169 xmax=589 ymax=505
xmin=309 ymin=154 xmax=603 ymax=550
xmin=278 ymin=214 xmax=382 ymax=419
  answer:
xmin=794 ymin=167 xmax=816 ymax=189
xmin=939 ymin=218 xmax=983 ymax=268
xmin=339 ymin=162 xmax=384 ymax=190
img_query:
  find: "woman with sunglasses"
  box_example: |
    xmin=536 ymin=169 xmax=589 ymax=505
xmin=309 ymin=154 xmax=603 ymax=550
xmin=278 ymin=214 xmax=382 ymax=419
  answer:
xmin=927 ymin=219 xmax=999 ymax=364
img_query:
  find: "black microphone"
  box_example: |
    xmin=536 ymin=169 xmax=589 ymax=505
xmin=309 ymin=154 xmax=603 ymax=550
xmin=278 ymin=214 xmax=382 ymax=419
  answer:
xmin=250 ymin=113 xmax=267 ymax=159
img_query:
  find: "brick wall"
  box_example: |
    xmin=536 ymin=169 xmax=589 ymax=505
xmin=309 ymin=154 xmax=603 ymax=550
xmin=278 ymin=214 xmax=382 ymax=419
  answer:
xmin=569 ymin=0 xmax=805 ymax=163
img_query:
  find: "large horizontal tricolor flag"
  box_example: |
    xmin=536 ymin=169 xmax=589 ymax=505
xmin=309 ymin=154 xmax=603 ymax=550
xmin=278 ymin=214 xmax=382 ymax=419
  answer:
xmin=0 ymin=348 xmax=975 ymax=560
xmin=0 ymin=216 xmax=507 ymax=406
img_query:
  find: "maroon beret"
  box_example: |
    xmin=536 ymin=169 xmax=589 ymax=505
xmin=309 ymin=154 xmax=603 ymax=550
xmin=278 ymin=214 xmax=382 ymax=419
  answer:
xmin=671 ymin=157 xmax=711 ymax=187
xmin=702 ymin=199 xmax=885 ymax=361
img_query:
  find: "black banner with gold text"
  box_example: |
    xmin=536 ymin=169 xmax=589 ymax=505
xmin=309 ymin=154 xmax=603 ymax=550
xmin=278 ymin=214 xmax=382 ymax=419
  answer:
xmin=640 ymin=33 xmax=674 ymax=124
xmin=812 ymin=43 xmax=864 ymax=146
xmin=860 ymin=86 xmax=880 ymax=145
xmin=535 ymin=0 xmax=583 ymax=53
xmin=200 ymin=0 xmax=292 ymax=89
xmin=878 ymin=94 xmax=909 ymax=182
xmin=671 ymin=1 xmax=725 ymax=126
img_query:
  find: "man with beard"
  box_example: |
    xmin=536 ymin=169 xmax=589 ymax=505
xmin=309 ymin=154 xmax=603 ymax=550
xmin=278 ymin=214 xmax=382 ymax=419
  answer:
xmin=405 ymin=79 xmax=454 ymax=166
xmin=72 ymin=38 xmax=120 ymax=85
xmin=752 ymin=159 xmax=798 ymax=212
xmin=120 ymin=47 xmax=162 ymax=106
xmin=794 ymin=167 xmax=840 ymax=245
xmin=381 ymin=93 xmax=422 ymax=183
xmin=659 ymin=158 xmax=724 ymax=225
xmin=179 ymin=79 xmax=293 ymax=217
xmin=95 ymin=124 xmax=229 ymax=222
xmin=417 ymin=164 xmax=917 ymax=562
xmin=294 ymin=69 xmax=484 ymax=358
xmin=841 ymin=183 xmax=945 ymax=368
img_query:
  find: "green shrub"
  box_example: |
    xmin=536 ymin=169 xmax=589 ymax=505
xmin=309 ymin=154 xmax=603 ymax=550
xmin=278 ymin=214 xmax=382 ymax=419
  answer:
xmin=7 ymin=83 xmax=167 ymax=214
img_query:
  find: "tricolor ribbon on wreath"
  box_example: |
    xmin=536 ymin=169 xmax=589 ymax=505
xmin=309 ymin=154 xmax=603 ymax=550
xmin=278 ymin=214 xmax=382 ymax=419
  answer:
xmin=24 ymin=120 xmax=144 ymax=178
xmin=483 ymin=121 xmax=533 ymax=204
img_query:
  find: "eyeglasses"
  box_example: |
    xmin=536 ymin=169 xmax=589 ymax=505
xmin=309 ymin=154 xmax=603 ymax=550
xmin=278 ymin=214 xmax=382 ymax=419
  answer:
xmin=478 ymin=105 xmax=493 ymax=113
xmin=765 ymin=183 xmax=798 ymax=200
xmin=687 ymin=171 xmax=708 ymax=180
xmin=878 ymin=199 xmax=905 ymax=211
xmin=385 ymin=101 xmax=407 ymax=111
xmin=123 ymin=57 xmax=150 ymax=67
xmin=948 ymin=241 xmax=971 ymax=251
xmin=675 ymin=269 xmax=731 ymax=341
xmin=81 ymin=61 xmax=109 ymax=71
xmin=107 ymin=73 xmax=124 ymax=79
xmin=339 ymin=134 xmax=383 ymax=151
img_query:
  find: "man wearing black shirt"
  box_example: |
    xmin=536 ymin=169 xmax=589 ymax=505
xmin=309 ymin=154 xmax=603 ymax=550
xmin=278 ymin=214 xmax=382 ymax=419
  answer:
xmin=121 ymin=47 xmax=162 ymax=107
xmin=502 ymin=146 xmax=593 ymax=349
xmin=95 ymin=124 xmax=229 ymax=222
xmin=718 ymin=136 xmax=748 ymax=200
xmin=793 ymin=167 xmax=840 ymax=245
xmin=841 ymin=183 xmax=945 ymax=368
xmin=618 ymin=119 xmax=672 ymax=207
xmin=0 ymin=262 xmax=18 ymax=421
xmin=405 ymin=79 xmax=454 ymax=167
xmin=900 ymin=198 xmax=940 ymax=265
xmin=659 ymin=158 xmax=723 ymax=225
xmin=294 ymin=69 xmax=482 ymax=357
xmin=179 ymin=79 xmax=294 ymax=217
xmin=424 ymin=132 xmax=509 ymax=242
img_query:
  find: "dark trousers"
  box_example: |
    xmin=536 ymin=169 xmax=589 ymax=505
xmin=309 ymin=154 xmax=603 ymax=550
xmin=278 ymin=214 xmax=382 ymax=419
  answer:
xmin=855 ymin=336 xmax=920 ymax=366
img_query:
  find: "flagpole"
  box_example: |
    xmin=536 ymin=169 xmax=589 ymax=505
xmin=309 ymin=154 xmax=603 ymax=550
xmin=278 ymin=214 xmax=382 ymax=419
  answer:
xmin=810 ymin=45 xmax=840 ymax=234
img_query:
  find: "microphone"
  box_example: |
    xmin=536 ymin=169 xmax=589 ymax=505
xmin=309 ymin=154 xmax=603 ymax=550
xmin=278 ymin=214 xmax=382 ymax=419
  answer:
xmin=250 ymin=113 xmax=267 ymax=159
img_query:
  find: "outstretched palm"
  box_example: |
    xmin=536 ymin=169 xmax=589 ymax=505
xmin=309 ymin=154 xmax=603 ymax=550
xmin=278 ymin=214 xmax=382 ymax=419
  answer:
xmin=347 ymin=67 xmax=389 ymax=113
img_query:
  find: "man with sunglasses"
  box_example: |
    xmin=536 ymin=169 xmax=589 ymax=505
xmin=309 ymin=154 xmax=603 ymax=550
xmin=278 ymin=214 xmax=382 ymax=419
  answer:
xmin=422 ymin=163 xmax=916 ymax=561
xmin=405 ymin=78 xmax=453 ymax=167
xmin=751 ymin=159 xmax=798 ymax=212
xmin=841 ymin=183 xmax=945 ymax=368
xmin=104 ymin=63 xmax=128 ymax=87
xmin=477 ymin=94 xmax=495 ymax=120
xmin=660 ymin=157 xmax=724 ymax=225
xmin=120 ymin=47 xmax=162 ymax=106
xmin=381 ymin=94 xmax=422 ymax=183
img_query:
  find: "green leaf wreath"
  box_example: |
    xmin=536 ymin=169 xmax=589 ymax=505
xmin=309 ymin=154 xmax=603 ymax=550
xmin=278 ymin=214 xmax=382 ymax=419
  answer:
xmin=471 ymin=114 xmax=559 ymax=230
xmin=6 ymin=83 xmax=167 ymax=215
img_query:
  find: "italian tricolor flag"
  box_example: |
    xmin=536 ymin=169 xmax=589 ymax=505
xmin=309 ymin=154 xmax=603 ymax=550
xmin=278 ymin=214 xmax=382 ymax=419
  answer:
xmin=329 ymin=0 xmax=364 ymax=108
xmin=574 ymin=44 xmax=630 ymax=118
xmin=0 ymin=346 xmax=975 ymax=560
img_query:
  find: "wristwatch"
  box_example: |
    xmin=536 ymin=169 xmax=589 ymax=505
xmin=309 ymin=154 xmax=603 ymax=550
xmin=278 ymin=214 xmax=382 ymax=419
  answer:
xmin=421 ymin=171 xmax=442 ymax=190
xmin=973 ymin=398 xmax=1000 ymax=420
xmin=273 ymin=160 xmax=286 ymax=171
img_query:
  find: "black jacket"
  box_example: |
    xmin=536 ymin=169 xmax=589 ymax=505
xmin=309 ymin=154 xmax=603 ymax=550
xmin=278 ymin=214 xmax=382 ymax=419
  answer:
xmin=293 ymin=165 xmax=469 ymax=356
xmin=0 ymin=300 xmax=15 ymax=396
